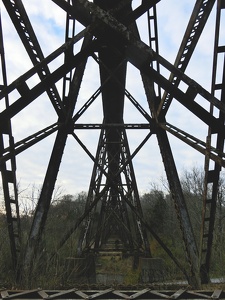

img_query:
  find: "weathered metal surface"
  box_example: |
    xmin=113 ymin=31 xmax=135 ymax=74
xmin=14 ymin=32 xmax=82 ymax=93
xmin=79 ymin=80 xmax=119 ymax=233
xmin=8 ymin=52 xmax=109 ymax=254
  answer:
xmin=200 ymin=0 xmax=225 ymax=284
xmin=158 ymin=0 xmax=216 ymax=118
xmin=3 ymin=0 xmax=64 ymax=118
xmin=1 ymin=288 xmax=225 ymax=300
xmin=0 ymin=12 xmax=21 ymax=273
xmin=153 ymin=126 xmax=200 ymax=288
xmin=23 ymin=34 xmax=93 ymax=275
xmin=75 ymin=0 xmax=151 ymax=257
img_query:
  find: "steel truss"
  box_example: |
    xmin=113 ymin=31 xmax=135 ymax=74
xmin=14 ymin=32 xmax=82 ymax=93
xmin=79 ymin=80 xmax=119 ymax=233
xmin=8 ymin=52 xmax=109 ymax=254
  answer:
xmin=77 ymin=126 xmax=150 ymax=258
xmin=0 ymin=0 xmax=225 ymax=287
xmin=1 ymin=288 xmax=225 ymax=300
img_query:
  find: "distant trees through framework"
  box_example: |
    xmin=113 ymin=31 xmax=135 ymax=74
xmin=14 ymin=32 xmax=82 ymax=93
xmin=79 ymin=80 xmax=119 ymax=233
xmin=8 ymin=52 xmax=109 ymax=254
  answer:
xmin=0 ymin=167 xmax=225 ymax=288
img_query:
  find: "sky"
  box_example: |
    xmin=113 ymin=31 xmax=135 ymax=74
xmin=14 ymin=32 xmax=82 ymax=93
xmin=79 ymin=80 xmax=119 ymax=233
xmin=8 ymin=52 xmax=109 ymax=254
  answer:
xmin=0 ymin=0 xmax=222 ymax=204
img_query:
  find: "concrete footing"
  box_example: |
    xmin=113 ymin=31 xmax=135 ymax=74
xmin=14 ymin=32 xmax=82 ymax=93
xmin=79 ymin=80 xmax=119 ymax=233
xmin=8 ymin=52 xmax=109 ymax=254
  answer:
xmin=140 ymin=258 xmax=165 ymax=283
xmin=64 ymin=256 xmax=165 ymax=285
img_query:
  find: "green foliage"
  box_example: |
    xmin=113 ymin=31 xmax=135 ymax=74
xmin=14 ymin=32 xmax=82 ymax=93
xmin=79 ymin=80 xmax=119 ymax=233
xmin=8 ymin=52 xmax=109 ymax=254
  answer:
xmin=124 ymin=269 xmax=140 ymax=285
xmin=0 ymin=192 xmax=87 ymax=288
xmin=1 ymin=167 xmax=225 ymax=288
xmin=43 ymin=193 xmax=86 ymax=255
xmin=96 ymin=256 xmax=140 ymax=285
xmin=0 ymin=213 xmax=16 ymax=288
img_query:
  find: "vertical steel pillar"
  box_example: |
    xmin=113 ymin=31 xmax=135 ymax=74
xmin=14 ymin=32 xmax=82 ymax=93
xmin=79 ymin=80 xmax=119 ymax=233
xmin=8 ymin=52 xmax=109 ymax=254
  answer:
xmin=200 ymin=0 xmax=225 ymax=284
xmin=0 ymin=11 xmax=21 ymax=275
xmin=23 ymin=34 xmax=92 ymax=276
xmin=142 ymin=4 xmax=201 ymax=287
xmin=77 ymin=0 xmax=151 ymax=259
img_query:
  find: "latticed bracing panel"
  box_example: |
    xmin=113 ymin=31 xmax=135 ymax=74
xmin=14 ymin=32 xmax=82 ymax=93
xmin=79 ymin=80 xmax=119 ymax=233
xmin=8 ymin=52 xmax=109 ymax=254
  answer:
xmin=0 ymin=14 xmax=21 ymax=274
xmin=77 ymin=126 xmax=150 ymax=256
xmin=0 ymin=0 xmax=225 ymax=287
xmin=200 ymin=0 xmax=225 ymax=284
xmin=1 ymin=288 xmax=225 ymax=300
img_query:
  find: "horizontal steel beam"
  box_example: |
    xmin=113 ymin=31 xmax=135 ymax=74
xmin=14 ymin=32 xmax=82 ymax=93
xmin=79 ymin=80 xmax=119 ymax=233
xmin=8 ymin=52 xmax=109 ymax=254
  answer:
xmin=74 ymin=123 xmax=151 ymax=129
xmin=0 ymin=123 xmax=61 ymax=165
xmin=52 ymin=0 xmax=160 ymax=28
xmin=159 ymin=122 xmax=225 ymax=168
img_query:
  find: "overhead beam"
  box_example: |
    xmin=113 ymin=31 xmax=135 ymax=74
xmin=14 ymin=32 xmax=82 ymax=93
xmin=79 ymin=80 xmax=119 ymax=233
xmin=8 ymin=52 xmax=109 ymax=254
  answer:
xmin=3 ymin=0 xmax=65 ymax=118
xmin=0 ymin=36 xmax=94 ymax=122
xmin=157 ymin=0 xmax=216 ymax=118
xmin=76 ymin=0 xmax=225 ymax=132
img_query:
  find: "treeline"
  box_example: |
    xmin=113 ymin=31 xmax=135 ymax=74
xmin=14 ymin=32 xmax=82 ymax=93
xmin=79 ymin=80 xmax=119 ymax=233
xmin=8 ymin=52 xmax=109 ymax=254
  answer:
xmin=0 ymin=167 xmax=225 ymax=288
xmin=141 ymin=168 xmax=225 ymax=280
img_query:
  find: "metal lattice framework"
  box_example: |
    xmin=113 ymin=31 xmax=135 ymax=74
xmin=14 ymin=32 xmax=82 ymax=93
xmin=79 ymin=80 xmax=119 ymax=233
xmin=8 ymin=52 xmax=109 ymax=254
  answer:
xmin=0 ymin=0 xmax=225 ymax=288
xmin=1 ymin=288 xmax=225 ymax=300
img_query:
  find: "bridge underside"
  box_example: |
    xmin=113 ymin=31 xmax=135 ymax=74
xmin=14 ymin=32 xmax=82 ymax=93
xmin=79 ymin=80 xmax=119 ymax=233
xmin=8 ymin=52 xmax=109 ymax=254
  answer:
xmin=1 ymin=0 xmax=225 ymax=289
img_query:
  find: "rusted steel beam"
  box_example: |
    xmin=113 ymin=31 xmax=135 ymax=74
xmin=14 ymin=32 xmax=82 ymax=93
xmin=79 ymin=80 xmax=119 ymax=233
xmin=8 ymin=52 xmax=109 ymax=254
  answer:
xmin=157 ymin=0 xmax=216 ymax=119
xmin=23 ymin=35 xmax=92 ymax=276
xmin=3 ymin=0 xmax=65 ymax=118
xmin=140 ymin=71 xmax=200 ymax=287
xmin=0 ymin=123 xmax=61 ymax=165
xmin=0 ymin=12 xmax=21 ymax=275
xmin=156 ymin=126 xmax=200 ymax=287
xmin=75 ymin=0 xmax=225 ymax=133
xmin=159 ymin=122 xmax=225 ymax=168
xmin=200 ymin=0 xmax=225 ymax=284
xmin=56 ymin=128 xmax=153 ymax=258
xmin=0 ymin=27 xmax=88 ymax=101
xmin=0 ymin=37 xmax=94 ymax=123
xmin=52 ymin=0 xmax=160 ymax=27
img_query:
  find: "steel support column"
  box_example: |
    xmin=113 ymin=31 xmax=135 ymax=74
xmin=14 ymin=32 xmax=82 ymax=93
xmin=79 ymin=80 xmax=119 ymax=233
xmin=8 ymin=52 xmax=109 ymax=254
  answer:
xmin=0 ymin=12 xmax=21 ymax=276
xmin=200 ymin=0 xmax=225 ymax=284
xmin=23 ymin=34 xmax=92 ymax=276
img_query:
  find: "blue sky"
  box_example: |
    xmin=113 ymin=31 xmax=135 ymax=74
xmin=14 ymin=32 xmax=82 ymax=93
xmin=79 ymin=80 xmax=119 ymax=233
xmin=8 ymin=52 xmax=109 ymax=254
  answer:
xmin=0 ymin=0 xmax=220 ymax=201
